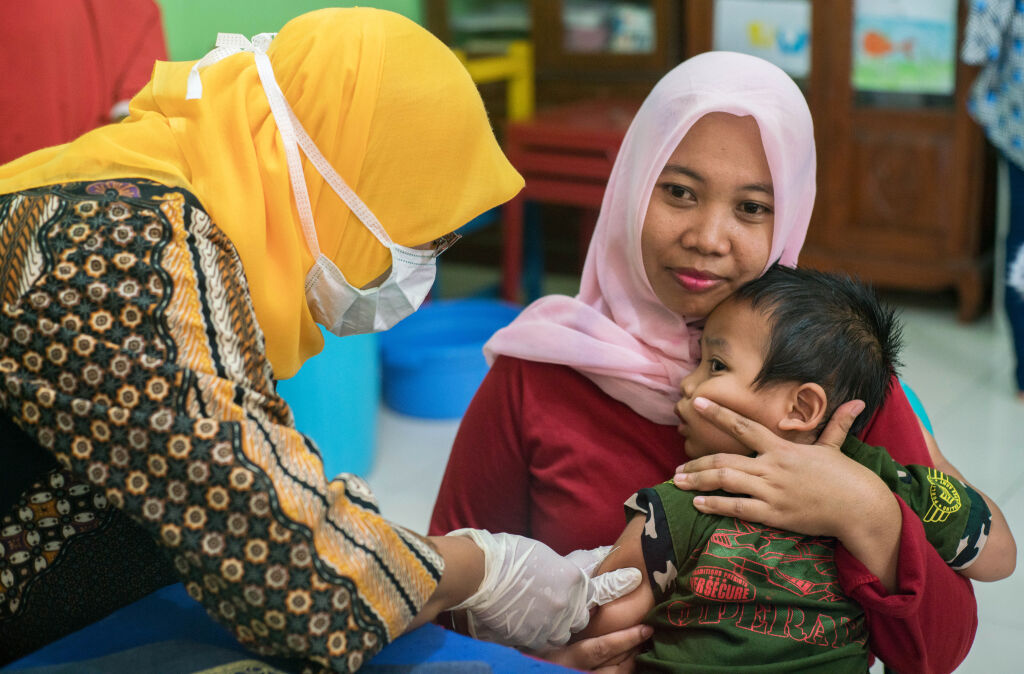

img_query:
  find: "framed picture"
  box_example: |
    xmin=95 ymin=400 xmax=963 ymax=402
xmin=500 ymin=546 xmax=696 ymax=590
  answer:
xmin=852 ymin=0 xmax=957 ymax=94
xmin=712 ymin=0 xmax=811 ymax=78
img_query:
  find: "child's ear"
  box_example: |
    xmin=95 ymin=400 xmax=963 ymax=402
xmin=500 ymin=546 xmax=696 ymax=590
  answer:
xmin=778 ymin=383 xmax=828 ymax=433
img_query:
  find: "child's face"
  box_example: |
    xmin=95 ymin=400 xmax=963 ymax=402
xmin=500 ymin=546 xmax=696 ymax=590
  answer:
xmin=675 ymin=298 xmax=797 ymax=460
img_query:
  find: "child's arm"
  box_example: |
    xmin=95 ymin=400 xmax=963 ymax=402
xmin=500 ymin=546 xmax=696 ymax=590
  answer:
xmin=843 ymin=433 xmax=1015 ymax=581
xmin=916 ymin=419 xmax=1016 ymax=581
xmin=572 ymin=514 xmax=656 ymax=641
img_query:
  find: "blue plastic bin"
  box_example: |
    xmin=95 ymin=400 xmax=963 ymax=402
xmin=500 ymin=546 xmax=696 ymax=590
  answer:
xmin=276 ymin=330 xmax=380 ymax=477
xmin=379 ymin=299 xmax=522 ymax=419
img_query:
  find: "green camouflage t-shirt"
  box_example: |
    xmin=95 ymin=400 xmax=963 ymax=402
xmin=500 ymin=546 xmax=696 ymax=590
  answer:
xmin=628 ymin=436 xmax=990 ymax=672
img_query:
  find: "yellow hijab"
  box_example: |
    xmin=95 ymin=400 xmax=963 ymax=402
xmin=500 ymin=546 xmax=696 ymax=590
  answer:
xmin=0 ymin=8 xmax=523 ymax=379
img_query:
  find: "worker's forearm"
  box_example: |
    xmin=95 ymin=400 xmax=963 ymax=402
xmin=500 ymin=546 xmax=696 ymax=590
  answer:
xmin=403 ymin=534 xmax=484 ymax=633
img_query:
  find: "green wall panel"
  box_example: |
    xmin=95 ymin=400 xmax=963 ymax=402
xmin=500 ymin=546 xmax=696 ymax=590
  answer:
xmin=155 ymin=1 xmax=422 ymax=60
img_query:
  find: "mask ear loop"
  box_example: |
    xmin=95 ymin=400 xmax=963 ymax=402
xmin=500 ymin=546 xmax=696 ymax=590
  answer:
xmin=186 ymin=32 xmax=394 ymax=260
xmin=251 ymin=49 xmax=328 ymax=259
xmin=286 ymin=107 xmax=394 ymax=250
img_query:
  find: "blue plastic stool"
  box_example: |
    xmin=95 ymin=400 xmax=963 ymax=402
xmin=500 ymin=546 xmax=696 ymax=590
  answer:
xmin=276 ymin=330 xmax=380 ymax=478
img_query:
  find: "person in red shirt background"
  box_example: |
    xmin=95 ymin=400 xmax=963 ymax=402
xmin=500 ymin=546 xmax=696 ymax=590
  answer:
xmin=0 ymin=0 xmax=168 ymax=165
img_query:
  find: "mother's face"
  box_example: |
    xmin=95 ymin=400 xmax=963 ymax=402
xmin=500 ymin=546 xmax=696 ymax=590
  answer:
xmin=640 ymin=112 xmax=774 ymax=320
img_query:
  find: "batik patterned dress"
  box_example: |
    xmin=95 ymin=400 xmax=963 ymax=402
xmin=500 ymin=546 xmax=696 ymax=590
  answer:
xmin=0 ymin=179 xmax=441 ymax=671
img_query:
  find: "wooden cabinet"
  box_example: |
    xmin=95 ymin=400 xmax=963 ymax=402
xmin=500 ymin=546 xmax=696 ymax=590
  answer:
xmin=685 ymin=0 xmax=995 ymax=321
xmin=426 ymin=1 xmax=684 ymax=107
xmin=529 ymin=0 xmax=682 ymax=104
xmin=429 ymin=1 xmax=995 ymax=318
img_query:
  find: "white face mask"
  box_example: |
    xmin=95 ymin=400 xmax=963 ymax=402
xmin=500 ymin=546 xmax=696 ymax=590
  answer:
xmin=186 ymin=33 xmax=437 ymax=337
xmin=305 ymin=245 xmax=436 ymax=336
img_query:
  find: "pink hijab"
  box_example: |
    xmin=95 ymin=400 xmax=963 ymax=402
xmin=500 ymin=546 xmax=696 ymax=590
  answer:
xmin=485 ymin=52 xmax=816 ymax=424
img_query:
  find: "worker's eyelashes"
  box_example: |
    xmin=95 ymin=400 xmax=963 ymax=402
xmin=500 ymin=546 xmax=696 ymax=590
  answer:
xmin=429 ymin=231 xmax=462 ymax=259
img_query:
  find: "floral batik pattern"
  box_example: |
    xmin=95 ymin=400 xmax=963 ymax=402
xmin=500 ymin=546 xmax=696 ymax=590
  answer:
xmin=1 ymin=468 xmax=112 ymax=619
xmin=0 ymin=460 xmax=177 ymax=661
xmin=0 ymin=180 xmax=441 ymax=672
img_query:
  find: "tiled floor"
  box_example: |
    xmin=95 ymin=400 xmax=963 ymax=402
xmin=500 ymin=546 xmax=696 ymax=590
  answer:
xmin=892 ymin=294 xmax=1024 ymax=674
xmin=365 ymin=270 xmax=1024 ymax=673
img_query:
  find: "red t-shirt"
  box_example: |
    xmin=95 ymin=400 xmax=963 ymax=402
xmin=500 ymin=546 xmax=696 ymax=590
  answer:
xmin=430 ymin=356 xmax=977 ymax=673
xmin=0 ymin=0 xmax=168 ymax=165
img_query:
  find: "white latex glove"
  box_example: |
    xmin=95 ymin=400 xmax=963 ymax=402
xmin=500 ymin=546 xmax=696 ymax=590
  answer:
xmin=565 ymin=544 xmax=640 ymax=609
xmin=447 ymin=529 xmax=642 ymax=650
xmin=566 ymin=545 xmax=616 ymax=579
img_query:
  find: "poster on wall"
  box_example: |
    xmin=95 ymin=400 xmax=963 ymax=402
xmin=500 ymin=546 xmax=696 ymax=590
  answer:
xmin=712 ymin=0 xmax=811 ymax=78
xmin=852 ymin=0 xmax=957 ymax=94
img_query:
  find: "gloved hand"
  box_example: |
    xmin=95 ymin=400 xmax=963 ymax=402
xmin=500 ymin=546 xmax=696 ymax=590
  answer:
xmin=565 ymin=544 xmax=641 ymax=610
xmin=446 ymin=529 xmax=642 ymax=650
xmin=565 ymin=545 xmax=614 ymax=575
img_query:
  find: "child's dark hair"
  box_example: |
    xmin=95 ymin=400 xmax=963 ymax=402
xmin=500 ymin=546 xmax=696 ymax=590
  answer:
xmin=732 ymin=264 xmax=903 ymax=435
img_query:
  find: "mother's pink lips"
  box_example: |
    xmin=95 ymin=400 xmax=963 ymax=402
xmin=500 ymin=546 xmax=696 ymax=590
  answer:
xmin=673 ymin=268 xmax=723 ymax=292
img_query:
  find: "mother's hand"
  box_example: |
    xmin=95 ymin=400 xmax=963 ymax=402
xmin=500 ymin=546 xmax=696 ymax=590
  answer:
xmin=672 ymin=396 xmax=902 ymax=589
xmin=535 ymin=624 xmax=651 ymax=673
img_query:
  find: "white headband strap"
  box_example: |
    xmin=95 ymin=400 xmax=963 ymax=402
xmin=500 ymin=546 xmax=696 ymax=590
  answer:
xmin=186 ymin=32 xmax=276 ymax=100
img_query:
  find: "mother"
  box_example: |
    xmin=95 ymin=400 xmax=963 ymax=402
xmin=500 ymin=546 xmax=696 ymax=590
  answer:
xmin=430 ymin=51 xmax=976 ymax=672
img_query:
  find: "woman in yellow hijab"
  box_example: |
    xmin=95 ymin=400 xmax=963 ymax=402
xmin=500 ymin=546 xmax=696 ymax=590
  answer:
xmin=0 ymin=6 xmax=521 ymax=379
xmin=0 ymin=8 xmax=643 ymax=671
